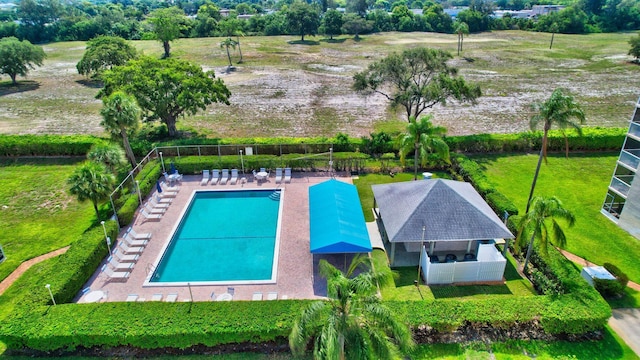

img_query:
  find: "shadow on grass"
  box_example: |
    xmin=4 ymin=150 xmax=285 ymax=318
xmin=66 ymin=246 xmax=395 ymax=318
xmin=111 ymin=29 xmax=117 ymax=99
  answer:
xmin=319 ymin=38 xmax=346 ymax=44
xmin=75 ymin=79 xmax=103 ymax=88
xmin=0 ymin=80 xmax=40 ymax=96
xmin=287 ymin=40 xmax=320 ymax=46
xmin=430 ymin=284 xmax=513 ymax=298
xmin=606 ymin=287 xmax=640 ymax=308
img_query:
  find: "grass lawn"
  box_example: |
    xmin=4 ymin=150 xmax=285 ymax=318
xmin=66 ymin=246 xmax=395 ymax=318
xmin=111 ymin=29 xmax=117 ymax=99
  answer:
xmin=475 ymin=152 xmax=640 ymax=284
xmin=0 ymin=158 xmax=95 ymax=281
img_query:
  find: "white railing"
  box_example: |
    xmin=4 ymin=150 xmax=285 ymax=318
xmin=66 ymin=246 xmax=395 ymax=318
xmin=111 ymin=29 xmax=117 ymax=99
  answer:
xmin=421 ymin=244 xmax=507 ymax=285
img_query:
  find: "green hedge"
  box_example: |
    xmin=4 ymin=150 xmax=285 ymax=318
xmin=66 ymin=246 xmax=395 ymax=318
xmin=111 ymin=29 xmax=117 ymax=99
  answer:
xmin=0 ymin=135 xmax=106 ymax=156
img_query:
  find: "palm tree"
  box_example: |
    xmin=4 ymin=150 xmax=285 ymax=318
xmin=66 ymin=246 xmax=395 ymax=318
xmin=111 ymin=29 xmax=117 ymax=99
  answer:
xmin=525 ymin=88 xmax=585 ymax=213
xmin=454 ymin=21 xmax=469 ymax=56
xmin=67 ymin=161 xmax=116 ymax=221
xmin=518 ymin=196 xmax=576 ymax=270
xmin=87 ymin=143 xmax=128 ymax=174
xmin=398 ymin=115 xmax=450 ymax=180
xmin=549 ymin=22 xmax=559 ymax=49
xmin=100 ymin=91 xmax=141 ymax=169
xmin=289 ymin=254 xmax=413 ymax=360
xmin=220 ymin=37 xmax=238 ymax=71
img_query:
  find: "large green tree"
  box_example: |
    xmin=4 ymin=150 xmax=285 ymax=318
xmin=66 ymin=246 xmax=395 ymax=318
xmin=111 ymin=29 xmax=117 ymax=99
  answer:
xmin=289 ymin=254 xmax=413 ymax=359
xmin=321 ymin=9 xmax=343 ymax=40
xmin=0 ymin=37 xmax=46 ymax=85
xmin=195 ymin=2 xmax=221 ymax=37
xmin=76 ymin=35 xmax=137 ymax=79
xmin=353 ymin=47 xmax=481 ymax=121
xmin=67 ymin=161 xmax=115 ymax=221
xmin=629 ymin=32 xmax=640 ymax=63
xmin=286 ymin=1 xmax=321 ymax=41
xmin=148 ymin=7 xmax=187 ymax=58
xmin=525 ymin=88 xmax=585 ymax=214
xmin=99 ymin=56 xmax=231 ymax=137
xmin=398 ymin=115 xmax=450 ymax=180
xmin=341 ymin=13 xmax=373 ymax=40
xmin=100 ymin=91 xmax=141 ymax=168
xmin=517 ymin=196 xmax=576 ymax=270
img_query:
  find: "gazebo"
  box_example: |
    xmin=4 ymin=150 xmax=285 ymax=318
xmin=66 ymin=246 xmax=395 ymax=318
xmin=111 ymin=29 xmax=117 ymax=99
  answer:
xmin=372 ymin=179 xmax=514 ymax=284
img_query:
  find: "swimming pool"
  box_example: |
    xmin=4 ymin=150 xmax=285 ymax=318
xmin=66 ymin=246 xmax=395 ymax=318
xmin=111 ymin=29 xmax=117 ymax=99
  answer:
xmin=145 ymin=189 xmax=283 ymax=286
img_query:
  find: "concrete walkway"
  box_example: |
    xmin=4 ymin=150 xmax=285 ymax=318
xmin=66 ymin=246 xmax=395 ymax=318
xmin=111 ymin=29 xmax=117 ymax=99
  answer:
xmin=0 ymin=246 xmax=70 ymax=295
xmin=558 ymin=249 xmax=640 ymax=291
xmin=609 ymin=308 xmax=640 ymax=357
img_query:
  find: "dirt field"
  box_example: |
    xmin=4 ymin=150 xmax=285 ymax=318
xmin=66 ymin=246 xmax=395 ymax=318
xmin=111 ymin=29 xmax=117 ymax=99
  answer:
xmin=0 ymin=31 xmax=639 ymax=138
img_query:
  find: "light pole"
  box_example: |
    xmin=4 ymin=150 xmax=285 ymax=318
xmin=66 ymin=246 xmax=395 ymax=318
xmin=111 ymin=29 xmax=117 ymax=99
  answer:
xmin=45 ymin=284 xmax=56 ymax=306
xmin=239 ymin=149 xmax=244 ymax=174
xmin=136 ymin=180 xmax=142 ymax=205
xmin=329 ymin=147 xmax=333 ymax=177
xmin=159 ymin=151 xmax=165 ymax=173
xmin=416 ymin=225 xmax=426 ymax=285
xmin=101 ymin=221 xmax=111 ymax=251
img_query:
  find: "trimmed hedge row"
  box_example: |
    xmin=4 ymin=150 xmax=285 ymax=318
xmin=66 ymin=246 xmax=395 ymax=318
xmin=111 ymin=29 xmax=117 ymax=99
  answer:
xmin=451 ymin=154 xmax=519 ymax=216
xmin=114 ymin=162 xmax=163 ymax=225
xmin=0 ymin=127 xmax=627 ymax=157
xmin=0 ymin=135 xmax=106 ymax=157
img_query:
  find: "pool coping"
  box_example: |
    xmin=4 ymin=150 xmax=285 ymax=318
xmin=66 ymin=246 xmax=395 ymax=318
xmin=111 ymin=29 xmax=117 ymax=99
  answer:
xmin=143 ymin=188 xmax=285 ymax=287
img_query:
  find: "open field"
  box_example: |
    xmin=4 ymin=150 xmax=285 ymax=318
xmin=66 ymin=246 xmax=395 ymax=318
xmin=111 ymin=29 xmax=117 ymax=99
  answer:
xmin=0 ymin=31 xmax=639 ymax=138
xmin=476 ymin=152 xmax=640 ymax=283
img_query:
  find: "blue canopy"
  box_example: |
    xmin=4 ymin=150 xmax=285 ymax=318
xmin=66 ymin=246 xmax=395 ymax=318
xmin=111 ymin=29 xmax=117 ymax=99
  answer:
xmin=309 ymin=179 xmax=372 ymax=254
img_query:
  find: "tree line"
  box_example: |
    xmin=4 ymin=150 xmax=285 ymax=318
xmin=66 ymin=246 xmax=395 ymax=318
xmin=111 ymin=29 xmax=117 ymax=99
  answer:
xmin=1 ymin=0 xmax=639 ymax=44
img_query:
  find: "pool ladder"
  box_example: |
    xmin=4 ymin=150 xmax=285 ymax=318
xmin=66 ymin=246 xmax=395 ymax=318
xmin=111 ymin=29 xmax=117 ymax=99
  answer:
xmin=146 ymin=263 xmax=156 ymax=275
xmin=268 ymin=191 xmax=280 ymax=201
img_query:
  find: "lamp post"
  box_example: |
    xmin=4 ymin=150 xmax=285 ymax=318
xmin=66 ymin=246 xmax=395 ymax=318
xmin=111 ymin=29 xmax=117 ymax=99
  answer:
xmin=239 ymin=149 xmax=244 ymax=174
xmin=416 ymin=225 xmax=426 ymax=285
xmin=101 ymin=221 xmax=111 ymax=251
xmin=45 ymin=284 xmax=56 ymax=306
xmin=329 ymin=147 xmax=333 ymax=177
xmin=159 ymin=151 xmax=165 ymax=173
xmin=136 ymin=180 xmax=142 ymax=205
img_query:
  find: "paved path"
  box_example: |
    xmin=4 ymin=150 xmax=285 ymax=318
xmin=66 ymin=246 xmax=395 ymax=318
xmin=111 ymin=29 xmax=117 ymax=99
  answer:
xmin=608 ymin=309 xmax=640 ymax=357
xmin=557 ymin=249 xmax=640 ymax=291
xmin=0 ymin=246 xmax=70 ymax=295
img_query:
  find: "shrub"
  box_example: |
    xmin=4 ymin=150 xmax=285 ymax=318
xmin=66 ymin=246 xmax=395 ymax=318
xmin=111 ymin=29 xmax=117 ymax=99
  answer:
xmin=0 ymin=135 xmax=105 ymax=156
xmin=603 ymin=262 xmax=629 ymax=288
xmin=594 ymin=278 xmax=625 ymax=298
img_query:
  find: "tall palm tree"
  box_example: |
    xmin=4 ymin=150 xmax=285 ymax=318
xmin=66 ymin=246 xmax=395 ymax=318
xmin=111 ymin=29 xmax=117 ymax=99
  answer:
xmin=525 ymin=88 xmax=585 ymax=214
xmin=398 ymin=115 xmax=450 ymax=180
xmin=67 ymin=161 xmax=116 ymax=221
xmin=100 ymin=91 xmax=141 ymax=169
xmin=289 ymin=254 xmax=413 ymax=360
xmin=220 ymin=37 xmax=238 ymax=71
xmin=518 ymin=196 xmax=576 ymax=270
xmin=454 ymin=21 xmax=469 ymax=56
xmin=87 ymin=143 xmax=128 ymax=175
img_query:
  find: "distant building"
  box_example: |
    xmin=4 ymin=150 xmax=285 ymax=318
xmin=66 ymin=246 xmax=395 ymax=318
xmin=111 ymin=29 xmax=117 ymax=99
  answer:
xmin=602 ymin=96 xmax=640 ymax=239
xmin=531 ymin=5 xmax=565 ymax=16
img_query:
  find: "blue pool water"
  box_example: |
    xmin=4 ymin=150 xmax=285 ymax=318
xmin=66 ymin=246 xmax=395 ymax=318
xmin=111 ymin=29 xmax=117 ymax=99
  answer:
xmin=149 ymin=190 xmax=282 ymax=284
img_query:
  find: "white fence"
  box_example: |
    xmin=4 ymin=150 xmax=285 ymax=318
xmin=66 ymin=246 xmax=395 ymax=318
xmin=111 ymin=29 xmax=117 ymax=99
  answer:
xmin=420 ymin=244 xmax=507 ymax=285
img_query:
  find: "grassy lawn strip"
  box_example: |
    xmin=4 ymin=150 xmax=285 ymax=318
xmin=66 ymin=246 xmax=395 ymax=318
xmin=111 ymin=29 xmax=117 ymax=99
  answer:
xmin=475 ymin=152 xmax=640 ymax=284
xmin=0 ymin=158 xmax=95 ymax=281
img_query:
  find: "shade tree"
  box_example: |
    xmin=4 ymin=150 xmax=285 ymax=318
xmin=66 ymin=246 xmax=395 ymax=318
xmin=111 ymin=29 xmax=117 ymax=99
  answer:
xmin=0 ymin=37 xmax=46 ymax=85
xmin=321 ymin=9 xmax=343 ymax=40
xmin=629 ymin=32 xmax=640 ymax=63
xmin=98 ymin=56 xmax=231 ymax=138
xmin=76 ymin=35 xmax=137 ymax=79
xmin=353 ymin=47 xmax=481 ymax=121
xmin=148 ymin=6 xmax=188 ymax=58
xmin=285 ymin=1 xmax=321 ymax=41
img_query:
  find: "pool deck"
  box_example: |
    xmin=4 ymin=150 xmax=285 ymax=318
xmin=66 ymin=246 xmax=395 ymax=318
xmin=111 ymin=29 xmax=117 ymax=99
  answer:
xmin=78 ymin=171 xmax=354 ymax=303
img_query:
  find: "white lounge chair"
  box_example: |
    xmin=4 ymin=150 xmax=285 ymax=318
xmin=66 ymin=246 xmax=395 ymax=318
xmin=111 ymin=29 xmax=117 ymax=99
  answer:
xmin=154 ymin=194 xmax=172 ymax=204
xmin=119 ymin=241 xmax=143 ymax=255
xmin=144 ymin=202 xmax=166 ymax=214
xmin=151 ymin=294 xmax=163 ymax=301
xmin=165 ymin=294 xmax=178 ymax=302
xmin=107 ymin=255 xmax=134 ymax=272
xmin=275 ymin=168 xmax=283 ymax=184
xmin=267 ymin=292 xmax=278 ymax=300
xmin=127 ymin=228 xmax=151 ymax=240
xmin=211 ymin=169 xmax=220 ymax=185
xmin=101 ymin=264 xmax=130 ymax=280
xmin=123 ymin=233 xmax=148 ymax=247
xmin=126 ymin=294 xmax=138 ymax=302
xmin=140 ymin=208 xmax=162 ymax=221
xmin=284 ymin=168 xmax=291 ymax=183
xmin=252 ymin=292 xmax=263 ymax=300
xmin=201 ymin=170 xmax=210 ymax=185
xmin=112 ymin=248 xmax=139 ymax=263
xmin=160 ymin=182 xmax=178 ymax=197
xmin=229 ymin=169 xmax=238 ymax=185
xmin=220 ymin=169 xmax=229 ymax=185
